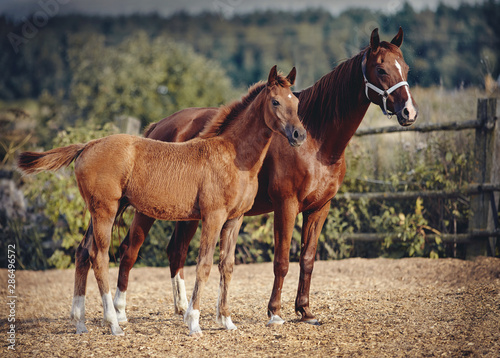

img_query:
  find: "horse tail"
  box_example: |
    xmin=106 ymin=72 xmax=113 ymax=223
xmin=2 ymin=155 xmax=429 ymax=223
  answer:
xmin=17 ymin=143 xmax=86 ymax=175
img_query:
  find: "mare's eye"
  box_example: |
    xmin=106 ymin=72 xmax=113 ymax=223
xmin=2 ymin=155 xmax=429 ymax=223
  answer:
xmin=272 ymin=99 xmax=280 ymax=106
xmin=377 ymin=68 xmax=387 ymax=76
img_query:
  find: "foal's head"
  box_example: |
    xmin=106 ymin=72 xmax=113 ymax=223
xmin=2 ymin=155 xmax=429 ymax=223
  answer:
xmin=363 ymin=28 xmax=418 ymax=126
xmin=264 ymin=66 xmax=306 ymax=147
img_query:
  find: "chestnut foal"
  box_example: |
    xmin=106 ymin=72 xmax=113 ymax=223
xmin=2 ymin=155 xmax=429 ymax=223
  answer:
xmin=18 ymin=66 xmax=306 ymax=336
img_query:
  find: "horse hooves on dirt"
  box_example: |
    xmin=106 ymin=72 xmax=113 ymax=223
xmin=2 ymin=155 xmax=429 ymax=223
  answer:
xmin=301 ymin=318 xmax=320 ymax=326
xmin=189 ymin=331 xmax=203 ymax=338
xmin=111 ymin=325 xmax=125 ymax=336
xmin=266 ymin=315 xmax=285 ymax=327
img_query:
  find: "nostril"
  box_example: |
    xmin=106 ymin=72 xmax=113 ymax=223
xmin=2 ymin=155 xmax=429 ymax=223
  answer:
xmin=293 ymin=130 xmax=299 ymax=139
xmin=403 ymin=108 xmax=410 ymax=118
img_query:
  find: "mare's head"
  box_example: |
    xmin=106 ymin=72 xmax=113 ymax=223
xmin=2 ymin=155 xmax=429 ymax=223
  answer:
xmin=363 ymin=27 xmax=418 ymax=126
xmin=264 ymin=65 xmax=306 ymax=147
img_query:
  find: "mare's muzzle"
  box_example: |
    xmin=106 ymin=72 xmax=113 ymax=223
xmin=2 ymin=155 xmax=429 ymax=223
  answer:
xmin=395 ymin=102 xmax=418 ymax=127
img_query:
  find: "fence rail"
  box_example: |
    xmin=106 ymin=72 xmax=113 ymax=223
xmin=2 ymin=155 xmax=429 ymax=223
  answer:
xmin=354 ymin=119 xmax=483 ymax=136
xmin=339 ymin=98 xmax=500 ymax=258
xmin=336 ymin=183 xmax=500 ymax=201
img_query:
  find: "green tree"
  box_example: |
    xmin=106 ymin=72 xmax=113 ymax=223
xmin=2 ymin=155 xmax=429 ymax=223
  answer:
xmin=67 ymin=31 xmax=234 ymax=127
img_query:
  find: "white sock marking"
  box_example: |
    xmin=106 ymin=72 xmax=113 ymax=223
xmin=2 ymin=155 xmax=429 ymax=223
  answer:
xmin=184 ymin=299 xmax=202 ymax=336
xmin=113 ymin=289 xmax=127 ymax=323
xmin=102 ymin=292 xmax=124 ymax=336
xmin=71 ymin=295 xmax=88 ymax=334
xmin=172 ymin=273 xmax=189 ymax=315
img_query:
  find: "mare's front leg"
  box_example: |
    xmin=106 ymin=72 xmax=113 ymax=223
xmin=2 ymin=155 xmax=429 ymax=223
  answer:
xmin=167 ymin=220 xmax=199 ymax=315
xmin=184 ymin=211 xmax=226 ymax=337
xmin=267 ymin=200 xmax=299 ymax=326
xmin=70 ymin=220 xmax=93 ymax=334
xmin=295 ymin=201 xmax=330 ymax=325
xmin=216 ymin=215 xmax=244 ymax=331
xmin=115 ymin=211 xmax=156 ymax=323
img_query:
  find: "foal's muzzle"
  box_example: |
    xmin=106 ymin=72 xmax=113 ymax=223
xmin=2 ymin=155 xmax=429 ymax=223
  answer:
xmin=285 ymin=124 xmax=306 ymax=147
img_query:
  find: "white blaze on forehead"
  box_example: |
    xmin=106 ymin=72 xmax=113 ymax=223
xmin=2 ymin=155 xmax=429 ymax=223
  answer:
xmin=288 ymin=94 xmax=292 ymax=99
xmin=395 ymin=59 xmax=417 ymax=120
xmin=395 ymin=59 xmax=404 ymax=81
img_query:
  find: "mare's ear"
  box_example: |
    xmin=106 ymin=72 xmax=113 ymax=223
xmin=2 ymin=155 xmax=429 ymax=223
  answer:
xmin=286 ymin=67 xmax=296 ymax=86
xmin=370 ymin=28 xmax=380 ymax=54
xmin=391 ymin=27 xmax=404 ymax=48
xmin=267 ymin=65 xmax=278 ymax=85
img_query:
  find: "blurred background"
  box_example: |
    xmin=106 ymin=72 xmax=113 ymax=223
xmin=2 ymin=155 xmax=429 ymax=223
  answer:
xmin=1 ymin=0 xmax=499 ymax=269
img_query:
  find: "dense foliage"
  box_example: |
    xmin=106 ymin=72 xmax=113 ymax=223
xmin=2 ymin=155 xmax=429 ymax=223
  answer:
xmin=1 ymin=1 xmax=499 ymax=100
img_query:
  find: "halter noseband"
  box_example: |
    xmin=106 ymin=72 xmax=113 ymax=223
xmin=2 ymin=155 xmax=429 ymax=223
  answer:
xmin=361 ymin=51 xmax=409 ymax=118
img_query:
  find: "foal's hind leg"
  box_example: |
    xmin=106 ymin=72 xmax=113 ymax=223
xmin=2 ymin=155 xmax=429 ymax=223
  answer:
xmin=216 ymin=215 xmax=243 ymax=331
xmin=167 ymin=220 xmax=199 ymax=315
xmin=90 ymin=205 xmax=124 ymax=336
xmin=115 ymin=211 xmax=156 ymax=323
xmin=70 ymin=220 xmax=93 ymax=334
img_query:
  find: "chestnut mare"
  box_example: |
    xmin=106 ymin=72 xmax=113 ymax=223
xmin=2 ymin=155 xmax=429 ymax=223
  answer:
xmin=118 ymin=28 xmax=418 ymax=327
xmin=18 ymin=66 xmax=305 ymax=336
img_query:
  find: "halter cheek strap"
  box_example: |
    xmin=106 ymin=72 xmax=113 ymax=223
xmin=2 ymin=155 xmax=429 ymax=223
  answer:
xmin=361 ymin=52 xmax=409 ymax=118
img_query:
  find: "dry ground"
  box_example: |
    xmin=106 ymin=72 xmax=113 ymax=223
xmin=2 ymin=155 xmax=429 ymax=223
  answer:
xmin=1 ymin=257 xmax=499 ymax=357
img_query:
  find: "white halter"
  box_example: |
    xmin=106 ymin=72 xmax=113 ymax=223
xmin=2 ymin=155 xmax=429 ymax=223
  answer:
xmin=361 ymin=51 xmax=409 ymax=118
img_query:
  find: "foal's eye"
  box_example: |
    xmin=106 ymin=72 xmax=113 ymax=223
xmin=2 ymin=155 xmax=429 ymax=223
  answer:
xmin=377 ymin=68 xmax=387 ymax=76
xmin=272 ymin=99 xmax=280 ymax=106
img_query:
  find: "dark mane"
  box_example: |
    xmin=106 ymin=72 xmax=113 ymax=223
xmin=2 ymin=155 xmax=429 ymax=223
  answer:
xmin=199 ymin=81 xmax=266 ymax=139
xmin=200 ymin=73 xmax=292 ymax=139
xmin=296 ymin=48 xmax=368 ymax=137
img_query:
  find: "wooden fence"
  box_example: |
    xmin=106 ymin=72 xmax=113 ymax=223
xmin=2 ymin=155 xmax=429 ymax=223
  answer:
xmin=335 ymin=98 xmax=500 ymax=259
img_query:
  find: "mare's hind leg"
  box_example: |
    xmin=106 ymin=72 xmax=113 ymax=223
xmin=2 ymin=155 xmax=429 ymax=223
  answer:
xmin=184 ymin=211 xmax=226 ymax=337
xmin=216 ymin=215 xmax=243 ymax=331
xmin=70 ymin=219 xmax=94 ymax=334
xmin=167 ymin=220 xmax=199 ymax=315
xmin=90 ymin=203 xmax=124 ymax=336
xmin=115 ymin=211 xmax=156 ymax=323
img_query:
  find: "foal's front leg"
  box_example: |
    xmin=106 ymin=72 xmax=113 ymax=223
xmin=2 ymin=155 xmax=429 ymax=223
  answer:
xmin=216 ymin=215 xmax=243 ymax=331
xmin=184 ymin=211 xmax=226 ymax=337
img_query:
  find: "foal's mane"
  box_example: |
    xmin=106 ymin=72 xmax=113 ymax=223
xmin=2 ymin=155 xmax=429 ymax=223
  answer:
xmin=296 ymin=48 xmax=368 ymax=137
xmin=200 ymin=73 xmax=292 ymax=139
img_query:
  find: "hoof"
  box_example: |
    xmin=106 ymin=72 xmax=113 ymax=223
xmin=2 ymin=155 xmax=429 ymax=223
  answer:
xmin=75 ymin=322 xmax=88 ymax=334
xmin=175 ymin=306 xmax=187 ymax=316
xmin=216 ymin=314 xmax=237 ymax=331
xmin=116 ymin=311 xmax=128 ymax=324
xmin=189 ymin=330 xmax=203 ymax=338
xmin=301 ymin=318 xmax=320 ymax=326
xmin=111 ymin=324 xmax=125 ymax=336
xmin=266 ymin=314 xmax=285 ymax=327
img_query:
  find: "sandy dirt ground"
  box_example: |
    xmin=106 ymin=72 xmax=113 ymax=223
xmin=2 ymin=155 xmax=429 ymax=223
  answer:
xmin=1 ymin=257 xmax=499 ymax=357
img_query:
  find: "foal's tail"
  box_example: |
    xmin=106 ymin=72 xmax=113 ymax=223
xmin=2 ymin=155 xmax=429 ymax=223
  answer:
xmin=17 ymin=143 xmax=86 ymax=175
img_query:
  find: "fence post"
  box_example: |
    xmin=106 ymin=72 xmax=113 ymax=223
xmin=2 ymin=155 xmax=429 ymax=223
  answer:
xmin=466 ymin=98 xmax=499 ymax=259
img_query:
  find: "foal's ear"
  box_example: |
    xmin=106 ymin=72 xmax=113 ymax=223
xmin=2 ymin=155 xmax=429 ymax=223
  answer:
xmin=370 ymin=28 xmax=380 ymax=54
xmin=267 ymin=65 xmax=278 ymax=85
xmin=391 ymin=27 xmax=404 ymax=48
xmin=286 ymin=67 xmax=296 ymax=86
